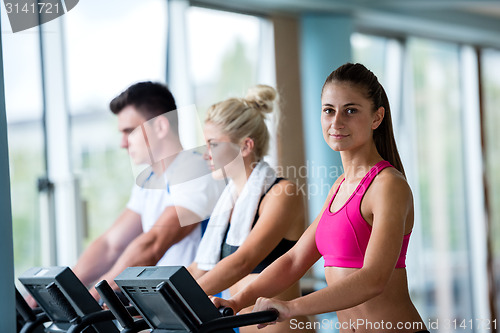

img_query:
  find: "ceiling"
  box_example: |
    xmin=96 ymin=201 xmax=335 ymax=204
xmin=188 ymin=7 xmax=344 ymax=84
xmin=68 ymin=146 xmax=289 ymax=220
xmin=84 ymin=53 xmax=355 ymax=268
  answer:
xmin=190 ymin=0 xmax=500 ymax=48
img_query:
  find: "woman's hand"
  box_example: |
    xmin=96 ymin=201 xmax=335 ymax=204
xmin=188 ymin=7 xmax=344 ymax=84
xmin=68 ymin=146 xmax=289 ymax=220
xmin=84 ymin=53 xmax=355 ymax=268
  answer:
xmin=252 ymin=297 xmax=291 ymax=329
xmin=210 ymin=296 xmax=240 ymax=314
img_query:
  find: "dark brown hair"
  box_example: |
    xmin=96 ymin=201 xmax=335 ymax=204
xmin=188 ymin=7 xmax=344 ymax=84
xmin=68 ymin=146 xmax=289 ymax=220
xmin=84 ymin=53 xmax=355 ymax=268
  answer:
xmin=110 ymin=81 xmax=178 ymax=135
xmin=322 ymin=63 xmax=405 ymax=176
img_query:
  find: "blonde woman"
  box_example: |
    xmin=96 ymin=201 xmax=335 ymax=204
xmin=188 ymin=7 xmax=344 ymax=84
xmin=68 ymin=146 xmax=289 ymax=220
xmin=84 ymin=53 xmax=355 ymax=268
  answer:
xmin=188 ymin=85 xmax=314 ymax=333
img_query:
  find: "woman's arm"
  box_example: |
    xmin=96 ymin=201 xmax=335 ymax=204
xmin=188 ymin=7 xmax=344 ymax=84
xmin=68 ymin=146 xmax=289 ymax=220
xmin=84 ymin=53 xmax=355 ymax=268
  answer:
xmin=187 ymin=261 xmax=208 ymax=280
xmin=253 ymin=172 xmax=413 ymax=321
xmin=197 ymin=180 xmax=306 ymax=295
xmin=213 ymin=179 xmax=341 ymax=312
xmin=227 ymin=218 xmax=322 ymax=312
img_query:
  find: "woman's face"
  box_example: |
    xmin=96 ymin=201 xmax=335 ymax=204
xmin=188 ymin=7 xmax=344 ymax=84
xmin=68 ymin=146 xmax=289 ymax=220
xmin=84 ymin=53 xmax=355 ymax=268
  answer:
xmin=321 ymin=82 xmax=383 ymax=153
xmin=203 ymin=121 xmax=243 ymax=180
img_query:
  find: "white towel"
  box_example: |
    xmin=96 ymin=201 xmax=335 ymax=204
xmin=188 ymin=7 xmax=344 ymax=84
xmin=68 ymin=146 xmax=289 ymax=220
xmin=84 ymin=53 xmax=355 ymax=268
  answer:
xmin=195 ymin=160 xmax=277 ymax=270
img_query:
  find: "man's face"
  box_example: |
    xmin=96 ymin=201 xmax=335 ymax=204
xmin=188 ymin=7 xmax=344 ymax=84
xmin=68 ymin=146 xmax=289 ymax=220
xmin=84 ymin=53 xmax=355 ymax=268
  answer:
xmin=117 ymin=105 xmax=151 ymax=165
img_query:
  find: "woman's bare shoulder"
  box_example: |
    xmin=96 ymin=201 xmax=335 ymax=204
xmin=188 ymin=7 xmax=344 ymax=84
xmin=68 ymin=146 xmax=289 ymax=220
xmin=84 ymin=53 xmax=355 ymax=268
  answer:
xmin=372 ymin=167 xmax=412 ymax=201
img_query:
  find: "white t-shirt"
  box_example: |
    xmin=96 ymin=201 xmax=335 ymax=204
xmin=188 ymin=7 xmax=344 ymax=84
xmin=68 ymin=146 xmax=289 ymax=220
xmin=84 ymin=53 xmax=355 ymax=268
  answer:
xmin=127 ymin=150 xmax=224 ymax=266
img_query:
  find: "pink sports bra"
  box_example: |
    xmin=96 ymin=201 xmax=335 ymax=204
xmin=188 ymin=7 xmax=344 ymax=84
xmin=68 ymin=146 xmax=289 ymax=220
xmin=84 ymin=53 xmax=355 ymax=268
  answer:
xmin=315 ymin=160 xmax=411 ymax=268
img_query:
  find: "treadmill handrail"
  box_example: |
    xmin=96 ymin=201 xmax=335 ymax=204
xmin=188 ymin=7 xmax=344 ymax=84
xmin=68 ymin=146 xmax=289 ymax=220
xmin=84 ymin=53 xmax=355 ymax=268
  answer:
xmin=16 ymin=288 xmax=37 ymax=322
xmin=66 ymin=309 xmax=116 ymax=333
xmin=95 ymin=279 xmax=135 ymax=328
xmin=19 ymin=312 xmax=49 ymax=333
xmin=198 ymin=309 xmax=279 ymax=333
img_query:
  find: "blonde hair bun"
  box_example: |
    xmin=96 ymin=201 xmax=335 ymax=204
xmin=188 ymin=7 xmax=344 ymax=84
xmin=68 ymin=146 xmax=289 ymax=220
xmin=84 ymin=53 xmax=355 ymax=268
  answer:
xmin=244 ymin=84 xmax=277 ymax=114
xmin=205 ymin=84 xmax=278 ymax=160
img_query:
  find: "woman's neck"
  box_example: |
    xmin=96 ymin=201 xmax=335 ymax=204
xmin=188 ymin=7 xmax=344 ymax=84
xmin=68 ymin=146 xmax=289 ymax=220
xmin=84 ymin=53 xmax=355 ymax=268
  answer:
xmin=340 ymin=144 xmax=382 ymax=182
xmin=232 ymin=158 xmax=258 ymax=195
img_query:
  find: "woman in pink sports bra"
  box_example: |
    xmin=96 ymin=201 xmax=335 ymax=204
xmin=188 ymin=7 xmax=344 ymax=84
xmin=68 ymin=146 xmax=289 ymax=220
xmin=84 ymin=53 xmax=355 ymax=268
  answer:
xmin=212 ymin=63 xmax=427 ymax=333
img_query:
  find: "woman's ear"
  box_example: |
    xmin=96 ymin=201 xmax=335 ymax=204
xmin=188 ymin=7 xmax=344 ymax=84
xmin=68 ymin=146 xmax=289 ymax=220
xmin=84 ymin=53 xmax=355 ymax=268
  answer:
xmin=372 ymin=106 xmax=385 ymax=130
xmin=240 ymin=137 xmax=255 ymax=157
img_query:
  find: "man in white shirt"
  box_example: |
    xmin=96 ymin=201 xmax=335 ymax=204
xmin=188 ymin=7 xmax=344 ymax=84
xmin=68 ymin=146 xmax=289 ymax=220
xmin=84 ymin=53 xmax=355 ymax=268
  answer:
xmin=71 ymin=82 xmax=222 ymax=300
